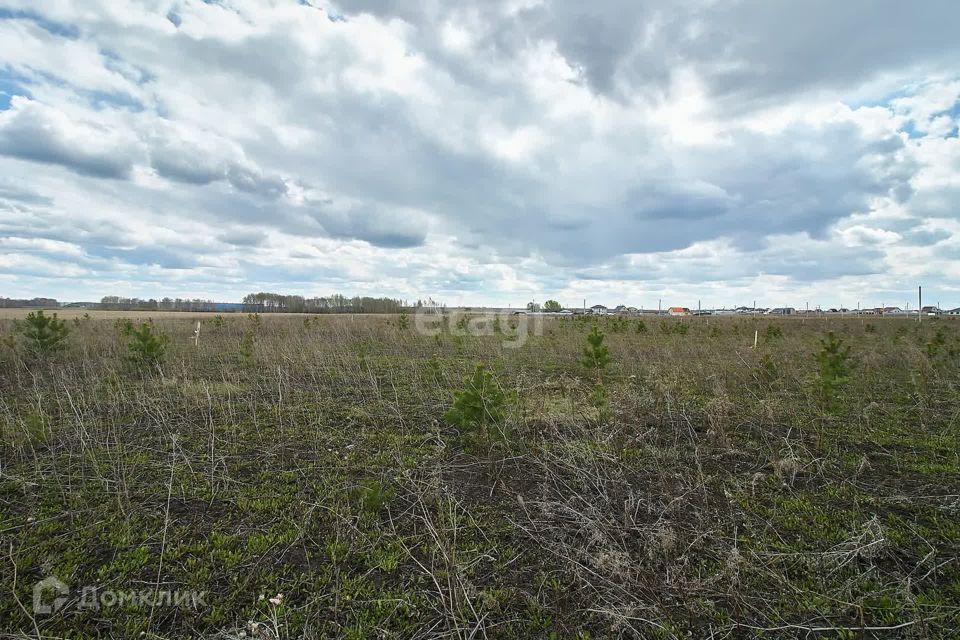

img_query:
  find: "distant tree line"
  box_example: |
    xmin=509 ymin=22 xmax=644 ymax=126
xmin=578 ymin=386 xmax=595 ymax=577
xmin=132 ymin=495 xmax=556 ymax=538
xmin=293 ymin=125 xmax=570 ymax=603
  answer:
xmin=241 ymin=292 xmax=414 ymax=313
xmin=99 ymin=297 xmax=233 ymax=311
xmin=0 ymin=297 xmax=59 ymax=308
xmin=3 ymin=294 xmax=439 ymax=314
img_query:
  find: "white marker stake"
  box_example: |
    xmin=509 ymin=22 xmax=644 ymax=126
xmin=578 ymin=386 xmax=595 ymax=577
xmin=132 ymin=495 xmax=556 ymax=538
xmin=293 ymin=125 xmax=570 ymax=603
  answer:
xmin=753 ymin=330 xmax=758 ymax=349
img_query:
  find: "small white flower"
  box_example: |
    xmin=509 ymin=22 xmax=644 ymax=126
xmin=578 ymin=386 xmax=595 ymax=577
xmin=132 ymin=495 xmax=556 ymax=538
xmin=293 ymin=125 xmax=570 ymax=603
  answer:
xmin=269 ymin=593 xmax=283 ymax=606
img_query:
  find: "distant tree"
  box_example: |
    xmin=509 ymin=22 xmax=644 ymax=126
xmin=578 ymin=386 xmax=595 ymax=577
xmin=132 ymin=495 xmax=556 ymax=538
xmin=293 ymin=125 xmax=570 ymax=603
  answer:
xmin=526 ymin=301 xmax=541 ymax=312
xmin=543 ymin=300 xmax=562 ymax=311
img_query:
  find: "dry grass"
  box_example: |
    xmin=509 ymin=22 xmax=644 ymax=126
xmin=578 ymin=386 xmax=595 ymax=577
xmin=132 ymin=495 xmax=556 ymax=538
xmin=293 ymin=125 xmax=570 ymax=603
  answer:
xmin=1 ymin=313 xmax=958 ymax=638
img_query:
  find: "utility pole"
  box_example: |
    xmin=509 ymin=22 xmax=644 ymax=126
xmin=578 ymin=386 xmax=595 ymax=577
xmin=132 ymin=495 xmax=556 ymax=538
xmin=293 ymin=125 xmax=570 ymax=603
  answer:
xmin=918 ymin=285 xmax=922 ymax=324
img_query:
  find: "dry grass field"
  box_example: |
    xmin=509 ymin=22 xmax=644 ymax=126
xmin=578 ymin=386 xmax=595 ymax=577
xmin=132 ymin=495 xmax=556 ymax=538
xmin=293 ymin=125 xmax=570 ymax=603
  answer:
xmin=1 ymin=312 xmax=959 ymax=638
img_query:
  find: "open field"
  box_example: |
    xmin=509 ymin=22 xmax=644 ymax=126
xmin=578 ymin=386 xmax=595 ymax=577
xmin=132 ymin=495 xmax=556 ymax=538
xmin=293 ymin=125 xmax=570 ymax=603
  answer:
xmin=1 ymin=313 xmax=959 ymax=638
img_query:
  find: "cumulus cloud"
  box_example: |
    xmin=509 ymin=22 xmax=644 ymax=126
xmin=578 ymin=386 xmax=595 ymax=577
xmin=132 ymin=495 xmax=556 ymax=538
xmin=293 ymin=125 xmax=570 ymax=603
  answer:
xmin=0 ymin=97 xmax=141 ymax=178
xmin=0 ymin=0 xmax=958 ymax=305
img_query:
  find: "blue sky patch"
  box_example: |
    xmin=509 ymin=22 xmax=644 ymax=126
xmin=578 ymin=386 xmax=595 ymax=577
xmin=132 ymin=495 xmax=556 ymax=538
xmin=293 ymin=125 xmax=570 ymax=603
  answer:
xmin=86 ymin=90 xmax=145 ymax=112
xmin=0 ymin=8 xmax=80 ymax=39
xmin=0 ymin=71 xmax=34 ymax=110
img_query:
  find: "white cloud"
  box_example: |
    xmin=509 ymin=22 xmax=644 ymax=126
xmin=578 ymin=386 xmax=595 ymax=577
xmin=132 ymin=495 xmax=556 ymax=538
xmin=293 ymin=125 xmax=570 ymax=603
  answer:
xmin=0 ymin=0 xmax=958 ymax=306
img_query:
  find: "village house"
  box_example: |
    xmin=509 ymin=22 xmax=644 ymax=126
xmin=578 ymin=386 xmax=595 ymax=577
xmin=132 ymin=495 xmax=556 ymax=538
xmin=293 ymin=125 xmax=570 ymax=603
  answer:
xmin=589 ymin=304 xmax=609 ymax=315
xmin=668 ymin=306 xmax=690 ymax=316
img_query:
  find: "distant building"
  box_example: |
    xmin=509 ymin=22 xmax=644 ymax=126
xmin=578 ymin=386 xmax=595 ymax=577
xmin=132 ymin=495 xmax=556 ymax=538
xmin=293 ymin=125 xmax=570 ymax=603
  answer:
xmin=589 ymin=304 xmax=609 ymax=315
xmin=668 ymin=307 xmax=690 ymax=316
xmin=922 ymin=306 xmax=942 ymax=316
xmin=213 ymin=302 xmax=253 ymax=312
xmin=767 ymin=307 xmax=795 ymax=315
xmin=947 ymin=308 xmax=960 ymax=317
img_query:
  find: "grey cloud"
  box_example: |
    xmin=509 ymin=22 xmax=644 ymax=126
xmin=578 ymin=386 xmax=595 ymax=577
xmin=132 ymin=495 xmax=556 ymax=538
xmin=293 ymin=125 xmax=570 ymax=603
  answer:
xmin=336 ymin=0 xmax=960 ymax=110
xmin=151 ymin=152 xmax=225 ymax=185
xmin=218 ymin=228 xmax=269 ymax=247
xmin=150 ymin=137 xmax=288 ymax=197
xmin=305 ymin=202 xmax=427 ymax=248
xmin=89 ymin=245 xmax=198 ymax=270
xmin=226 ymin=165 xmax=287 ymax=198
xmin=897 ymin=227 xmax=951 ymax=247
xmin=0 ymin=181 xmax=53 ymax=206
xmin=0 ymin=101 xmax=138 ymax=179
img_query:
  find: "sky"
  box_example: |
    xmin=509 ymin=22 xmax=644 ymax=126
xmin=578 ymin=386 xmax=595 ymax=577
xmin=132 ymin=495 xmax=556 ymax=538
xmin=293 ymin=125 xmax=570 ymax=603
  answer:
xmin=0 ymin=0 xmax=959 ymax=309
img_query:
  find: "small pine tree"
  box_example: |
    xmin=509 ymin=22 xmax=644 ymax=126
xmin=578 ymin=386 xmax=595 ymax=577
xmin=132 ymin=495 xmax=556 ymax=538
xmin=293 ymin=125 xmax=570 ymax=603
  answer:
xmin=444 ymin=364 xmax=509 ymax=451
xmin=20 ymin=310 xmax=70 ymax=355
xmin=753 ymin=353 xmax=778 ymax=389
xmin=128 ymin=323 xmax=168 ymax=369
xmin=582 ymin=325 xmax=610 ymax=382
xmin=115 ymin=318 xmax=135 ymax=337
xmin=816 ymin=332 xmax=851 ymax=405
xmin=238 ymin=330 xmax=255 ymax=365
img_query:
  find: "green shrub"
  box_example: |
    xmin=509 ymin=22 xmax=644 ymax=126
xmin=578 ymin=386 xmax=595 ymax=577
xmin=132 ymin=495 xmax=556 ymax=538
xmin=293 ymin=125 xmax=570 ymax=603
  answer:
xmin=398 ymin=312 xmax=409 ymax=330
xmin=765 ymin=324 xmax=783 ymax=339
xmin=128 ymin=323 xmax=168 ymax=368
xmin=20 ymin=310 xmax=70 ymax=355
xmin=444 ymin=363 xmax=509 ymax=451
xmin=635 ymin=319 xmax=647 ymax=334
